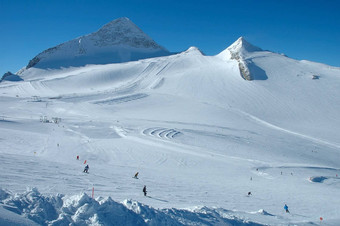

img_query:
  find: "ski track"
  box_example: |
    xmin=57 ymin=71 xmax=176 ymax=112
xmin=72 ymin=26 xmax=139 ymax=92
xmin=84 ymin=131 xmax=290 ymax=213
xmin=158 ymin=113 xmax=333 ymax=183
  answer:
xmin=236 ymin=109 xmax=340 ymax=150
xmin=142 ymin=127 xmax=182 ymax=139
xmin=94 ymin=93 xmax=148 ymax=105
xmin=120 ymin=126 xmax=270 ymax=167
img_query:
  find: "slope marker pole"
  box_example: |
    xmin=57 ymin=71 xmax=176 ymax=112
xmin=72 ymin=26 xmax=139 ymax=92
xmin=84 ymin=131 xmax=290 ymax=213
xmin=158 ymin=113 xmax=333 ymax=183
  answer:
xmin=92 ymin=187 xmax=94 ymax=199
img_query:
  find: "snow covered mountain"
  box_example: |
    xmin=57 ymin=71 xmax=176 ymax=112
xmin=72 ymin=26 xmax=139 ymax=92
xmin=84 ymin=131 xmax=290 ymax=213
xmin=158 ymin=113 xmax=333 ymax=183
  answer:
xmin=1 ymin=19 xmax=340 ymax=225
xmin=21 ymin=17 xmax=170 ymax=71
xmin=0 ymin=71 xmax=22 ymax=82
xmin=217 ymin=37 xmax=266 ymax=80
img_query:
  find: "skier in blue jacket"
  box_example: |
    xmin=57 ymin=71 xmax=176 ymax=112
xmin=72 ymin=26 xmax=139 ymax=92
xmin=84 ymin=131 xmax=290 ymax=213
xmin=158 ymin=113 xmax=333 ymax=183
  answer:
xmin=284 ymin=204 xmax=289 ymax=213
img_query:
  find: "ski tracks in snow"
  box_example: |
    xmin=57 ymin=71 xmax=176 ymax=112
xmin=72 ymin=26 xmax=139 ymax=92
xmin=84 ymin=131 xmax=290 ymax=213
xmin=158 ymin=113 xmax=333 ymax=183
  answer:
xmin=142 ymin=127 xmax=182 ymax=139
xmin=236 ymin=109 xmax=340 ymax=150
xmin=114 ymin=125 xmax=268 ymax=167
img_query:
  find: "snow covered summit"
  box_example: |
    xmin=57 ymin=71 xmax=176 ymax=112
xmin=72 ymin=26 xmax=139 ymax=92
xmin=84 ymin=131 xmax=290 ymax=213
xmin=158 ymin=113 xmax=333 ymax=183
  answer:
xmin=217 ymin=37 xmax=262 ymax=60
xmin=228 ymin=36 xmax=262 ymax=55
xmin=23 ymin=17 xmax=170 ymax=70
xmin=217 ymin=37 xmax=265 ymax=80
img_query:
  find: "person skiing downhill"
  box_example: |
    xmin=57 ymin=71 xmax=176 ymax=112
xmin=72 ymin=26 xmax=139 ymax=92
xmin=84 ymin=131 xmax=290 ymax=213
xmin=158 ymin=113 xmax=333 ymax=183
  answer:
xmin=284 ymin=204 xmax=289 ymax=213
xmin=134 ymin=172 xmax=139 ymax=179
xmin=143 ymin=185 xmax=147 ymax=196
xmin=83 ymin=164 xmax=89 ymax=173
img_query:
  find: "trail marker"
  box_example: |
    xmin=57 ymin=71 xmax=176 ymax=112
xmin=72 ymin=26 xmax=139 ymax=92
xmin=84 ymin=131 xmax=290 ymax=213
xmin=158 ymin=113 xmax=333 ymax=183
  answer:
xmin=92 ymin=187 xmax=94 ymax=199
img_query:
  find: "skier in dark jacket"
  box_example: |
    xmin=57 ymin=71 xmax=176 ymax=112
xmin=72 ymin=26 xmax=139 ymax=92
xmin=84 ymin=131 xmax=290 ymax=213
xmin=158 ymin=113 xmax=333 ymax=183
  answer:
xmin=143 ymin=185 xmax=147 ymax=196
xmin=83 ymin=165 xmax=89 ymax=173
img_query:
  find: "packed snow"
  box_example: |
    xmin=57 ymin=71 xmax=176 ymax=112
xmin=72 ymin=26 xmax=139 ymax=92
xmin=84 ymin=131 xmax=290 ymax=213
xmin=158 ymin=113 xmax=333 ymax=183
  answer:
xmin=1 ymin=18 xmax=340 ymax=225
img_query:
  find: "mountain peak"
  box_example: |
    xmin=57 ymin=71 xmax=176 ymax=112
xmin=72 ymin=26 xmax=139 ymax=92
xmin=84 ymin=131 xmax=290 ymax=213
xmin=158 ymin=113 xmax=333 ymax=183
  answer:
xmin=0 ymin=71 xmax=23 ymax=82
xmin=183 ymin=46 xmax=204 ymax=55
xmin=103 ymin=17 xmax=134 ymax=27
xmin=23 ymin=17 xmax=170 ymax=70
xmin=90 ymin=17 xmax=162 ymax=49
xmin=227 ymin=37 xmax=262 ymax=54
xmin=217 ymin=37 xmax=264 ymax=81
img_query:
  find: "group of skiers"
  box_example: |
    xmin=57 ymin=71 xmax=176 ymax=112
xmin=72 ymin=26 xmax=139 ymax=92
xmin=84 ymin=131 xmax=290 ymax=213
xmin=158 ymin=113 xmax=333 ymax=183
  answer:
xmin=79 ymin=157 xmax=291 ymax=214
xmin=134 ymin=172 xmax=147 ymax=196
xmin=79 ymin=159 xmax=148 ymax=197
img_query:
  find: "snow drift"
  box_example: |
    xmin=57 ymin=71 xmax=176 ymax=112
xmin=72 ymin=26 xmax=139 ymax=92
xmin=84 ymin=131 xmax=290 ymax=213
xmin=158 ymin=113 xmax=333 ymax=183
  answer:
xmin=0 ymin=188 xmax=264 ymax=226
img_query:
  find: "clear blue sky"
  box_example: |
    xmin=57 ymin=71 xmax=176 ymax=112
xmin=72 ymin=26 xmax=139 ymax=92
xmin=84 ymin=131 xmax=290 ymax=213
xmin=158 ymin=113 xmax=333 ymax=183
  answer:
xmin=1 ymin=0 xmax=339 ymax=75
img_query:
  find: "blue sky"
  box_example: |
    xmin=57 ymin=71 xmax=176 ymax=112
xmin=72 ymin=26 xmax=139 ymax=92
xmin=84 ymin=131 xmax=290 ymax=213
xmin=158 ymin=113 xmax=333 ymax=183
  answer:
xmin=1 ymin=0 xmax=339 ymax=75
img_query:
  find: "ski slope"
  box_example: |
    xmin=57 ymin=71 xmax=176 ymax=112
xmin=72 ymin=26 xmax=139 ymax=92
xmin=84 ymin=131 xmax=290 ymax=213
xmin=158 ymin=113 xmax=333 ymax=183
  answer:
xmin=1 ymin=36 xmax=340 ymax=225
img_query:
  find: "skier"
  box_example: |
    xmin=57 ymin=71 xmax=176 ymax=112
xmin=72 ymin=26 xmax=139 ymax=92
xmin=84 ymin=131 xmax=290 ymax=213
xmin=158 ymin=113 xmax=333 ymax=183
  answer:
xmin=248 ymin=191 xmax=252 ymax=196
xmin=143 ymin=185 xmax=147 ymax=196
xmin=134 ymin=172 xmax=139 ymax=179
xmin=284 ymin=204 xmax=289 ymax=213
xmin=83 ymin=164 xmax=89 ymax=173
xmin=77 ymin=155 xmax=79 ymax=160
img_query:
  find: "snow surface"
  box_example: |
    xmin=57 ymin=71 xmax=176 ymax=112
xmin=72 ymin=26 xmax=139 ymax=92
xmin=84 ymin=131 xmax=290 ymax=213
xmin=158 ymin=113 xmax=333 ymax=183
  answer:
xmin=1 ymin=27 xmax=340 ymax=225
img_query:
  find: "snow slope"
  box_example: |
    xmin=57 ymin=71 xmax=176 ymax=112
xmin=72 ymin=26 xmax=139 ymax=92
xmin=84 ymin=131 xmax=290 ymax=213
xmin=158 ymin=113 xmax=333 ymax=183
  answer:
xmin=1 ymin=32 xmax=340 ymax=225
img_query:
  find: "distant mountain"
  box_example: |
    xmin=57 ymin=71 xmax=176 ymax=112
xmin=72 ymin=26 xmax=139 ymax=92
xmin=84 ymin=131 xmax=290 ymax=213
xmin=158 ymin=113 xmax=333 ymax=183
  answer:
xmin=0 ymin=71 xmax=23 ymax=82
xmin=22 ymin=17 xmax=170 ymax=71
